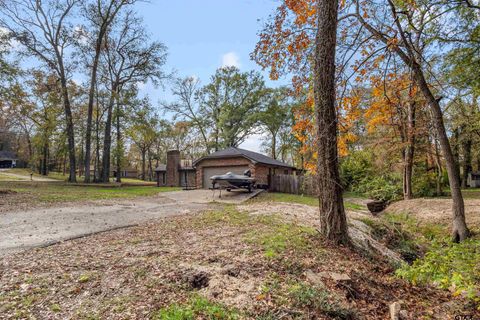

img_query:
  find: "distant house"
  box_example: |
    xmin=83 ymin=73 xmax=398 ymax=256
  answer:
xmin=193 ymin=147 xmax=296 ymax=189
xmin=468 ymin=172 xmax=480 ymax=188
xmin=0 ymin=151 xmax=17 ymax=168
xmin=113 ymin=167 xmax=139 ymax=179
xmin=155 ymin=150 xmax=196 ymax=188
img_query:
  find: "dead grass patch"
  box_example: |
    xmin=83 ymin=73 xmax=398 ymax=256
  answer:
xmin=0 ymin=205 xmax=476 ymax=319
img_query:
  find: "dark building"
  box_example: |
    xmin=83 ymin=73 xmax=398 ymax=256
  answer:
xmin=0 ymin=151 xmax=17 ymax=168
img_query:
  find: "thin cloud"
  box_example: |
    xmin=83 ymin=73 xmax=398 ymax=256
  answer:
xmin=221 ymin=51 xmax=241 ymax=68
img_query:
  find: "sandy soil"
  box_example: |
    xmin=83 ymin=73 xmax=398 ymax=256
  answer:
xmin=386 ymin=198 xmax=480 ymax=227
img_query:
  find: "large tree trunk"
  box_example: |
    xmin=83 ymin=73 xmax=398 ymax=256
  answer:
xmin=462 ymin=137 xmax=472 ymax=189
xmin=101 ymin=86 xmax=117 ymax=183
xmin=314 ymin=0 xmax=349 ymax=245
xmin=84 ymin=48 xmax=101 ymax=183
xmin=410 ymin=61 xmax=470 ymax=242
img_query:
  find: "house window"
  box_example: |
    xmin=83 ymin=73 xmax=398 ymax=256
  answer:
xmin=162 ymin=172 xmax=166 ymax=185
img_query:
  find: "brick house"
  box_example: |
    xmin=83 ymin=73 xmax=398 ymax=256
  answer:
xmin=193 ymin=147 xmax=296 ymax=189
xmin=155 ymin=150 xmax=196 ymax=188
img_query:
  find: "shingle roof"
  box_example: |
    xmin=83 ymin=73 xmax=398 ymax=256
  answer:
xmin=0 ymin=151 xmax=16 ymax=160
xmin=194 ymin=147 xmax=295 ymax=169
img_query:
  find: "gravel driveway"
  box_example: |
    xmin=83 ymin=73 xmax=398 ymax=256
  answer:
xmin=0 ymin=189 xmax=262 ymax=256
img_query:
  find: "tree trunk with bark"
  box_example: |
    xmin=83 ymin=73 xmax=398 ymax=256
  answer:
xmin=84 ymin=48 xmax=101 ymax=183
xmin=115 ymin=102 xmax=122 ymax=183
xmin=101 ymin=85 xmax=117 ymax=183
xmin=313 ymin=0 xmax=349 ymax=245
xmin=141 ymin=148 xmax=146 ymax=181
xmin=410 ymin=61 xmax=470 ymax=241
xmin=403 ymin=101 xmax=416 ymax=200
xmin=434 ymin=138 xmax=443 ymax=196
xmin=60 ymin=76 xmax=77 ymax=183
xmin=462 ymin=138 xmax=472 ymax=189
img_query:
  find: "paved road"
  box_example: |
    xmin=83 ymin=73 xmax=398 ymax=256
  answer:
xmin=0 ymin=189 xmax=262 ymax=256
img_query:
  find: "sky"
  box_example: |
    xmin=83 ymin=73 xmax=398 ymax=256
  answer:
xmin=135 ymin=0 xmax=288 ymax=153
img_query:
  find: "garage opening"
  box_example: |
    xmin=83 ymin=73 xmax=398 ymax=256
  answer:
xmin=202 ymin=166 xmax=249 ymax=189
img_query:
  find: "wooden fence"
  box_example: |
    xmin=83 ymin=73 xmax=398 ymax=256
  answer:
xmin=269 ymin=174 xmax=317 ymax=196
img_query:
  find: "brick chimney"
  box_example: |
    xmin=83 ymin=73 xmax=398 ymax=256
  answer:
xmin=166 ymin=150 xmax=180 ymax=187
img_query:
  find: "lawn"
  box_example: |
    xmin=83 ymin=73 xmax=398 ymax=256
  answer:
xmin=253 ymin=192 xmax=366 ymax=211
xmin=1 ymin=205 xmax=473 ymax=319
xmin=4 ymin=169 xmax=157 ymax=185
xmin=0 ymin=180 xmax=179 ymax=210
xmin=0 ymin=173 xmax=25 ymax=181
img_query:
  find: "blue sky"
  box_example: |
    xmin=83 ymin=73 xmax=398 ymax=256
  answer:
xmin=136 ymin=0 xmax=287 ymax=152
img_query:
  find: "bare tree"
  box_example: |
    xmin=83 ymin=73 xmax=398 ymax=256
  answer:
xmin=161 ymin=77 xmax=210 ymax=153
xmin=0 ymin=0 xmax=79 ymax=182
xmin=100 ymin=11 xmax=167 ymax=182
xmin=315 ymin=0 xmax=349 ymax=245
xmin=81 ymin=0 xmax=135 ymax=183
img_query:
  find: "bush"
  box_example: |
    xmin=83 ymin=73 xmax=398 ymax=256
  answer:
xmin=396 ymin=239 xmax=480 ymax=306
xmin=340 ymin=151 xmax=373 ymax=190
xmin=353 ymin=175 xmax=402 ymax=202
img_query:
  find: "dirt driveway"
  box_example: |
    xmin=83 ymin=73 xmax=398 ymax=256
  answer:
xmin=0 ymin=189 xmax=260 ymax=256
xmin=0 ymin=169 xmax=58 ymax=182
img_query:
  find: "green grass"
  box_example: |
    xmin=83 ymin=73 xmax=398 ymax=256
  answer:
xmin=252 ymin=192 xmax=366 ymax=211
xmin=247 ymin=221 xmax=317 ymax=259
xmin=396 ymin=238 xmax=480 ymax=306
xmin=368 ymin=211 xmax=480 ymax=307
xmin=153 ymin=296 xmax=239 ymax=320
xmin=0 ymin=173 xmax=25 ymax=181
xmin=200 ymin=206 xmax=318 ymax=259
xmin=0 ymin=180 xmax=180 ymax=204
xmin=4 ymin=169 xmax=156 ymax=184
xmin=287 ymin=282 xmax=356 ymax=319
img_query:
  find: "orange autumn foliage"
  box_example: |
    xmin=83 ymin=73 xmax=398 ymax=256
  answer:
xmin=366 ymin=73 xmax=419 ymax=135
xmin=253 ymin=0 xmax=360 ymax=172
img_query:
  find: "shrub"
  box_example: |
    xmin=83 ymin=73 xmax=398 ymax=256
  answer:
xmin=353 ymin=175 xmax=402 ymax=202
xmin=153 ymin=296 xmax=239 ymax=320
xmin=396 ymin=239 xmax=480 ymax=306
xmin=340 ymin=151 xmax=373 ymax=190
xmin=288 ymin=282 xmax=356 ymax=319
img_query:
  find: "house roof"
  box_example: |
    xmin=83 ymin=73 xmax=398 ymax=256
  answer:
xmin=193 ymin=147 xmax=296 ymax=169
xmin=0 ymin=151 xmax=17 ymax=160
